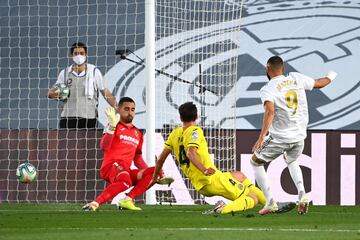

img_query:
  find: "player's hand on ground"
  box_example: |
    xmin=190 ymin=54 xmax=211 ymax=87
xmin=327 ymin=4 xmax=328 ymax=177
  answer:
xmin=203 ymin=167 xmax=215 ymax=176
xmin=156 ymin=176 xmax=175 ymax=186
xmin=105 ymin=107 xmax=120 ymax=127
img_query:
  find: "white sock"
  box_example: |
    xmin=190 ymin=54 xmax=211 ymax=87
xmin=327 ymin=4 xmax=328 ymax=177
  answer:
xmin=251 ymin=162 xmax=273 ymax=205
xmin=287 ymin=160 xmax=305 ymax=197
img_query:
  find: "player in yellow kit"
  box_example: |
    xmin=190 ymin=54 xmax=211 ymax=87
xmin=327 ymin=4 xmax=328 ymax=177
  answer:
xmin=151 ymin=102 xmax=269 ymax=214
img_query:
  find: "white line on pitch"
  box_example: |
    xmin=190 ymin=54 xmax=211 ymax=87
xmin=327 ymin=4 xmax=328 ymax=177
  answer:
xmin=0 ymin=227 xmax=359 ymax=233
xmin=125 ymin=227 xmax=360 ymax=233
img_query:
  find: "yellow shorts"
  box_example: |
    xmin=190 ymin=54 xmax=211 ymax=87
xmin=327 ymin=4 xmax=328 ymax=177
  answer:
xmin=198 ymin=171 xmax=249 ymax=201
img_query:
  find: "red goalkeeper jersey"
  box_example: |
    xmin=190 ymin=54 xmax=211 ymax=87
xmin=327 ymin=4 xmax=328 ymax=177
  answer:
xmin=100 ymin=122 xmax=145 ymax=171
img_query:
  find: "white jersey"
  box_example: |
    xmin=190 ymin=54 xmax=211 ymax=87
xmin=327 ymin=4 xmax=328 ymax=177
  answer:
xmin=56 ymin=64 xmax=105 ymax=118
xmin=260 ymin=72 xmax=315 ymax=143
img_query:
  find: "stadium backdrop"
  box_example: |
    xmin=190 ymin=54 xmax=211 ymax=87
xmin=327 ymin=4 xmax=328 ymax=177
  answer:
xmin=0 ymin=0 xmax=359 ymax=205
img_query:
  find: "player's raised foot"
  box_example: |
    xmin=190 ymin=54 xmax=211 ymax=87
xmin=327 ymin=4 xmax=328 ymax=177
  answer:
xmin=275 ymin=202 xmax=296 ymax=214
xmin=82 ymin=201 xmax=99 ymax=211
xmin=156 ymin=176 xmax=175 ymax=186
xmin=118 ymin=197 xmax=142 ymax=211
xmin=259 ymin=200 xmax=278 ymax=215
xmin=298 ymin=194 xmax=310 ymax=215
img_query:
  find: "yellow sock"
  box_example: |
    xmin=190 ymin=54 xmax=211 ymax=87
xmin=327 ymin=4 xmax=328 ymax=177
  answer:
xmin=242 ymin=178 xmax=266 ymax=206
xmin=221 ymin=196 xmax=255 ymax=214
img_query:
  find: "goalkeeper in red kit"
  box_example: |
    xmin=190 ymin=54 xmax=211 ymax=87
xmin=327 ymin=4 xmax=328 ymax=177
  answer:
xmin=83 ymin=97 xmax=171 ymax=211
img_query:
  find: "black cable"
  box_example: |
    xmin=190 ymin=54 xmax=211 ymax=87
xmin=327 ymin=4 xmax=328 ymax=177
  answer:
xmin=115 ymin=49 xmax=216 ymax=94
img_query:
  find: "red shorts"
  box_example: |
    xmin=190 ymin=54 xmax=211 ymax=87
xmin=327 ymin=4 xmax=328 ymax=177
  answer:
xmin=100 ymin=162 xmax=145 ymax=185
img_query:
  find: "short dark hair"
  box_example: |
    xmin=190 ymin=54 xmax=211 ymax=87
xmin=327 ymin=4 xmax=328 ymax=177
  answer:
xmin=118 ymin=97 xmax=135 ymax=106
xmin=179 ymin=102 xmax=197 ymax=122
xmin=70 ymin=42 xmax=87 ymax=55
xmin=267 ymin=56 xmax=283 ymax=70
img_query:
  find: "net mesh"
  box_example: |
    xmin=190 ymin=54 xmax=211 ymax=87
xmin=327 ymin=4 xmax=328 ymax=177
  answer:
xmin=0 ymin=0 xmax=243 ymax=204
xmin=155 ymin=0 xmax=242 ymax=203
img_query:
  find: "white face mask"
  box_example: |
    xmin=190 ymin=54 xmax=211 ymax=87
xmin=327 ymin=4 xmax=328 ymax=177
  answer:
xmin=73 ymin=55 xmax=87 ymax=65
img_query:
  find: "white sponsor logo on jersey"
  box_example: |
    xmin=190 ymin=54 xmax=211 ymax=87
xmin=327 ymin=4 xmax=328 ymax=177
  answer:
xmin=119 ymin=134 xmax=139 ymax=145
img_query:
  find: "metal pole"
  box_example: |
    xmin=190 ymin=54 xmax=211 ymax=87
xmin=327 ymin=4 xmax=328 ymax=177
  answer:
xmin=145 ymin=0 xmax=156 ymax=205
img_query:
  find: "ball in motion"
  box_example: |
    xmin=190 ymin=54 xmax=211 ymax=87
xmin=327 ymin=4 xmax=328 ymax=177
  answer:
xmin=16 ymin=163 xmax=37 ymax=184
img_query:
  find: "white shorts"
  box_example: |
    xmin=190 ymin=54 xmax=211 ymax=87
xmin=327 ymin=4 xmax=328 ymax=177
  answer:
xmin=255 ymin=136 xmax=304 ymax=164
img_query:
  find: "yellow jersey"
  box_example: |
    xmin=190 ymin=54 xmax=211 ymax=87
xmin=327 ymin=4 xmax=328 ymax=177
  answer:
xmin=164 ymin=125 xmax=217 ymax=190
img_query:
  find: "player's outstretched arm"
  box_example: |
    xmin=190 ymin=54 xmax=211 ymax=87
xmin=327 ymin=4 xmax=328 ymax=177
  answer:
xmin=149 ymin=148 xmax=172 ymax=188
xmin=101 ymin=88 xmax=117 ymax=108
xmin=100 ymin=133 xmax=114 ymax=152
xmin=314 ymin=70 xmax=337 ymax=89
xmin=187 ymin=146 xmax=215 ymax=176
xmin=100 ymin=107 xmax=119 ymax=151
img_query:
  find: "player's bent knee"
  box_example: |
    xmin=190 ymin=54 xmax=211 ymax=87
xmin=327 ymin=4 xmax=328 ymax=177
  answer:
xmin=144 ymin=167 xmax=155 ymax=177
xmin=284 ymin=157 xmax=297 ymax=165
xmin=146 ymin=166 xmax=155 ymax=174
xmin=248 ymin=191 xmax=259 ymax=206
xmin=115 ymin=171 xmax=132 ymax=186
xmin=137 ymin=167 xmax=155 ymax=180
xmin=251 ymin=154 xmax=265 ymax=166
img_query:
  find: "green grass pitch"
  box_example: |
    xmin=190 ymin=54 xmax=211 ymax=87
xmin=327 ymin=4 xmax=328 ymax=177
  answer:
xmin=0 ymin=204 xmax=359 ymax=240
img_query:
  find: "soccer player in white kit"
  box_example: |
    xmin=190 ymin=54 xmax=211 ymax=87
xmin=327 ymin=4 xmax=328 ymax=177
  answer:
xmin=251 ymin=56 xmax=337 ymax=215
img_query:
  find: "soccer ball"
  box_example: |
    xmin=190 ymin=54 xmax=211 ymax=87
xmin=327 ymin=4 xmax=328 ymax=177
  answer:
xmin=52 ymin=83 xmax=70 ymax=100
xmin=16 ymin=163 xmax=37 ymax=184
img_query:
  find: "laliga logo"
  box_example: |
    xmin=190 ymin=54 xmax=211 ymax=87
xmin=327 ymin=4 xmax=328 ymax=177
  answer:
xmin=101 ymin=0 xmax=360 ymax=130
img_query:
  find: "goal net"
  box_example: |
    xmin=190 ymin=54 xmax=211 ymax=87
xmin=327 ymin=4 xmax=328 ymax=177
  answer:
xmin=154 ymin=0 xmax=241 ymax=204
xmin=0 ymin=0 xmax=242 ymax=204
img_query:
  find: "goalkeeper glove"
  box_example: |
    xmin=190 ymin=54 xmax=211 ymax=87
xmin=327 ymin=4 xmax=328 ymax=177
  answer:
xmin=105 ymin=107 xmax=120 ymax=134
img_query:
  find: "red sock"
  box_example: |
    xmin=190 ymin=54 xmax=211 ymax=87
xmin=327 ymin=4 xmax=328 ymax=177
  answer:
xmin=95 ymin=177 xmax=132 ymax=205
xmin=127 ymin=167 xmax=154 ymax=199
